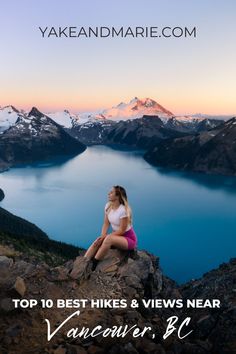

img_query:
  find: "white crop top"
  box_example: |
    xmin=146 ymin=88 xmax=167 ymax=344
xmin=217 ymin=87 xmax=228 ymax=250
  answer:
xmin=104 ymin=202 xmax=132 ymax=232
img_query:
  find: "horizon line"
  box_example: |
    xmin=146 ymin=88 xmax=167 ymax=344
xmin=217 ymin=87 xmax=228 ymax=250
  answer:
xmin=0 ymin=102 xmax=235 ymax=118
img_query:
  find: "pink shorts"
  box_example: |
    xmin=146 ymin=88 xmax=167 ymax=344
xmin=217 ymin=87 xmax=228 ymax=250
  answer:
xmin=123 ymin=227 xmax=138 ymax=250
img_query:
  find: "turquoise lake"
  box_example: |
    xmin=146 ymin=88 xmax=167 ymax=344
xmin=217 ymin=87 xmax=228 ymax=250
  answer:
xmin=0 ymin=145 xmax=235 ymax=284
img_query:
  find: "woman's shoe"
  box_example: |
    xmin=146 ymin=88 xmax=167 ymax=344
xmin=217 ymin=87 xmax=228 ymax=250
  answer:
xmin=91 ymin=258 xmax=100 ymax=272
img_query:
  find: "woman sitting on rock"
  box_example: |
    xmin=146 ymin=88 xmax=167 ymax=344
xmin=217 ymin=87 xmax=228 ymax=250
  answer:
xmin=84 ymin=185 xmax=138 ymax=271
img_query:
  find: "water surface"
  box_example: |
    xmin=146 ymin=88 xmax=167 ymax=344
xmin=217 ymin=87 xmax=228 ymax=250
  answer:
xmin=0 ymin=146 xmax=235 ymax=284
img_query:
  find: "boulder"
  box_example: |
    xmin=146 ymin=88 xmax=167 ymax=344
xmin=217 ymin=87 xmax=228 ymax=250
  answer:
xmin=69 ymin=256 xmax=92 ymax=281
xmin=13 ymin=276 xmax=26 ymax=297
xmin=0 ymin=255 xmax=13 ymax=268
xmin=0 ymin=244 xmax=20 ymax=257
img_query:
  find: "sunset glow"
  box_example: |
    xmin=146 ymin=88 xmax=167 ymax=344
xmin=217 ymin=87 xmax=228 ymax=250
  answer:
xmin=0 ymin=0 xmax=235 ymax=116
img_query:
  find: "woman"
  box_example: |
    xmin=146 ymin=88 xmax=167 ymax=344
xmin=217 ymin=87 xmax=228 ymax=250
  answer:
xmin=84 ymin=185 xmax=138 ymax=271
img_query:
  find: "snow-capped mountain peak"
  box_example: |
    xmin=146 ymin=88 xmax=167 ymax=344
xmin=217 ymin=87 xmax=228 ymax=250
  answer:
xmin=130 ymin=97 xmax=174 ymax=114
xmin=82 ymin=97 xmax=174 ymax=122
xmin=2 ymin=105 xmax=19 ymax=113
xmin=28 ymin=107 xmax=45 ymax=119
xmin=129 ymin=97 xmax=157 ymax=107
xmin=46 ymin=109 xmax=79 ymax=128
xmin=129 ymin=97 xmax=139 ymax=104
xmin=0 ymin=105 xmax=21 ymax=133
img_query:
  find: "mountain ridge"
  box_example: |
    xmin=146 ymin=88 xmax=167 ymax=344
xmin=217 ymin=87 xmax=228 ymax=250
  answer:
xmin=1 ymin=99 xmax=231 ymax=129
xmin=0 ymin=107 xmax=86 ymax=170
xmin=144 ymin=117 xmax=236 ymax=176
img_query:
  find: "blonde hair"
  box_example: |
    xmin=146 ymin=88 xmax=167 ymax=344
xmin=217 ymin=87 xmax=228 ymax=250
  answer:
xmin=108 ymin=185 xmax=133 ymax=225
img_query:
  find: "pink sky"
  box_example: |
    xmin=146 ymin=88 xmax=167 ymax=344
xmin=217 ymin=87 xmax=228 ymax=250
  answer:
xmin=0 ymin=0 xmax=235 ymax=116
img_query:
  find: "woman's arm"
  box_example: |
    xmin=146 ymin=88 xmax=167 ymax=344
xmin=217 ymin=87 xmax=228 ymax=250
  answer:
xmin=100 ymin=213 xmax=110 ymax=237
xmin=110 ymin=217 xmax=128 ymax=236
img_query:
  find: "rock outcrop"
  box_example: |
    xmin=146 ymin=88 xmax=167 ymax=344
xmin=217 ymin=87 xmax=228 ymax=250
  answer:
xmin=0 ymin=239 xmax=235 ymax=354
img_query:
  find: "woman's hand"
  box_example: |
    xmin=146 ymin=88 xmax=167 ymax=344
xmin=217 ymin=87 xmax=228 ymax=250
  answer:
xmin=93 ymin=235 xmax=106 ymax=247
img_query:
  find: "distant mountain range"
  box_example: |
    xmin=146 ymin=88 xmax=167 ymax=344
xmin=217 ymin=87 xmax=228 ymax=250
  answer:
xmin=0 ymin=97 xmax=231 ymax=129
xmin=67 ymin=115 xmax=225 ymax=149
xmin=0 ymin=98 xmax=232 ymax=129
xmin=0 ymin=98 xmax=235 ymax=176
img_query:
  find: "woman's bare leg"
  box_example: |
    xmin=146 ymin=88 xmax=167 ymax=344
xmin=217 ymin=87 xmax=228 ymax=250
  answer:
xmin=94 ymin=235 xmax=128 ymax=260
xmin=84 ymin=241 xmax=102 ymax=260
